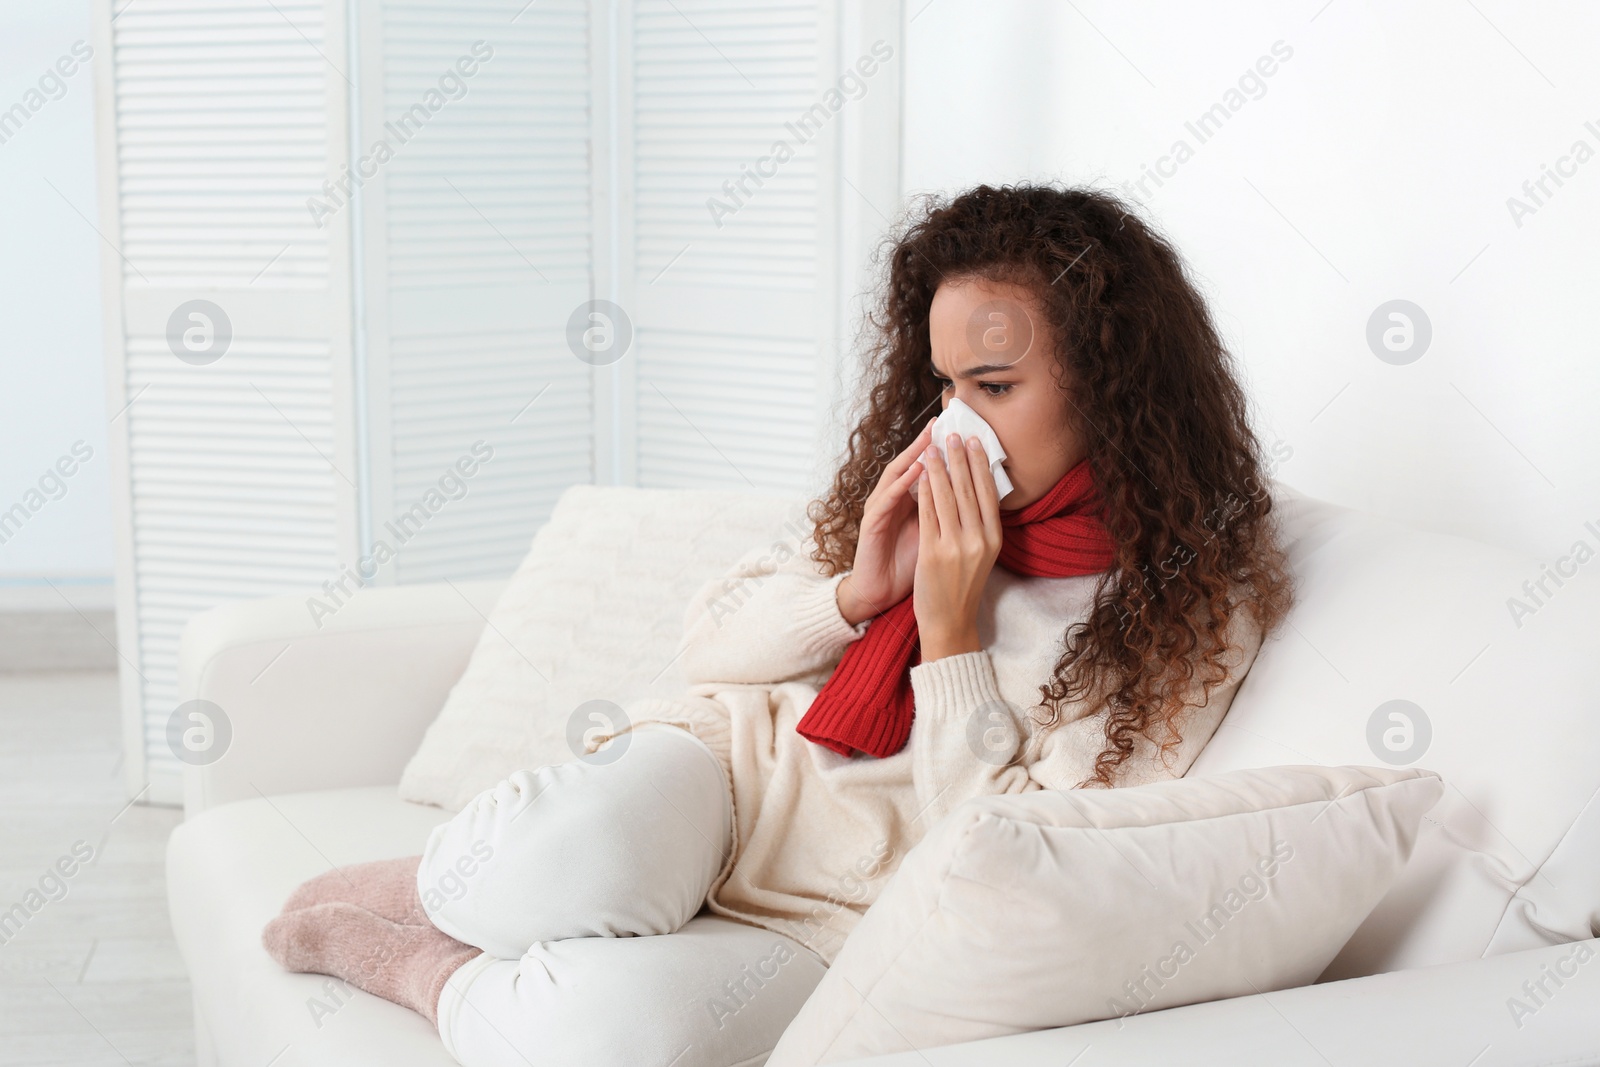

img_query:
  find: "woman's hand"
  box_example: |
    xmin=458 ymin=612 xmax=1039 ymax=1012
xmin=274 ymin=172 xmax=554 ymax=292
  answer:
xmin=914 ymin=433 xmax=1002 ymax=662
xmin=837 ymin=416 xmax=939 ymax=625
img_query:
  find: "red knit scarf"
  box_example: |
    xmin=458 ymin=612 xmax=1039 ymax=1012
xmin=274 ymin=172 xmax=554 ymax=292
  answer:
xmin=795 ymin=457 xmax=1117 ymax=759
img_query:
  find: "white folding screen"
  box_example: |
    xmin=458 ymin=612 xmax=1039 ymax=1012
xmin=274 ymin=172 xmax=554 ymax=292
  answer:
xmin=95 ymin=0 xmax=901 ymax=802
xmin=613 ymin=0 xmax=901 ymax=494
xmin=94 ymin=0 xmax=358 ymax=803
xmin=355 ymin=0 xmax=596 ymax=583
xmin=623 ymin=0 xmax=834 ymax=492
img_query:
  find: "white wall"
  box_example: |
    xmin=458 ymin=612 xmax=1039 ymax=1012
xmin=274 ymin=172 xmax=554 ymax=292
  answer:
xmin=0 ymin=0 xmax=113 ymax=596
xmin=901 ymin=0 xmax=1599 ymax=562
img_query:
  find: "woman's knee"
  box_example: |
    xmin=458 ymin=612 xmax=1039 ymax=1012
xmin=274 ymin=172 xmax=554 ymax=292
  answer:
xmin=418 ymin=725 xmax=731 ymax=958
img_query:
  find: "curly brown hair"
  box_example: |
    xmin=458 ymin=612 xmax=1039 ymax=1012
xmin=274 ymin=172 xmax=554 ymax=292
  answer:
xmin=805 ymin=181 xmax=1294 ymax=789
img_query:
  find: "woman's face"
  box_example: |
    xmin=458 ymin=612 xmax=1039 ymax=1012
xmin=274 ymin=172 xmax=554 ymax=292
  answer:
xmin=927 ymin=276 xmax=1085 ymax=510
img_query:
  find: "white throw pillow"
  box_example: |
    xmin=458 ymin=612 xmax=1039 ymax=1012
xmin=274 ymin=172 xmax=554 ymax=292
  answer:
xmin=399 ymin=485 xmax=803 ymax=811
xmin=765 ymin=763 xmax=1444 ymax=1066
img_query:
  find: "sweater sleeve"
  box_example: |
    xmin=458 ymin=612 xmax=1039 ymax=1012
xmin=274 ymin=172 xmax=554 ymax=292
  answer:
xmin=675 ymin=536 xmax=872 ymax=687
xmin=909 ymin=604 xmax=1266 ymax=824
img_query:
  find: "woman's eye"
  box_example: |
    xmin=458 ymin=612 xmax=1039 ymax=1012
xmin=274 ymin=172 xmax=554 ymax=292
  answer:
xmin=932 ymin=374 xmax=1009 ymax=397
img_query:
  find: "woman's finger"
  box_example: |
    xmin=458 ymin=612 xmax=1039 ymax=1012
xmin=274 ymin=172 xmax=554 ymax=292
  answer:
xmin=895 ymin=453 xmax=925 ymax=491
xmin=964 ymin=437 xmax=999 ymax=508
xmin=923 ymin=443 xmax=956 ymax=538
xmin=916 ymin=463 xmax=937 ymax=545
xmin=882 ymin=417 xmax=938 ymax=485
xmin=943 ymin=433 xmax=981 ymax=530
xmin=965 ymin=437 xmax=1003 ymax=545
xmin=867 ymin=420 xmax=935 ymax=522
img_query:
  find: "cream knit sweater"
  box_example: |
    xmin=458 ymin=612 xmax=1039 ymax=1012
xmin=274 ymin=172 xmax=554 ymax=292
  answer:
xmin=611 ymin=534 xmax=1266 ymax=966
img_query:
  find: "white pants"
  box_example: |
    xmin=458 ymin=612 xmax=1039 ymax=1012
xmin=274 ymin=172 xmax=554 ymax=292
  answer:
xmin=418 ymin=724 xmax=826 ymax=1067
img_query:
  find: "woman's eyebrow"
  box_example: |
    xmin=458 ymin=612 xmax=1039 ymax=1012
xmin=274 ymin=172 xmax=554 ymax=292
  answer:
xmin=930 ymin=358 xmax=1019 ymax=379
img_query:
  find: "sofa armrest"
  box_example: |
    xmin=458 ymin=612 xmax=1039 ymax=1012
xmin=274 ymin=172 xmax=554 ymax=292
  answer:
xmin=176 ymin=579 xmax=506 ymax=817
xmin=840 ymin=936 xmax=1600 ymax=1065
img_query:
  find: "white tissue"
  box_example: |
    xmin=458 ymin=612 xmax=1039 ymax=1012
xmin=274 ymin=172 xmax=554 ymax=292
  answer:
xmin=911 ymin=397 xmax=1014 ymax=500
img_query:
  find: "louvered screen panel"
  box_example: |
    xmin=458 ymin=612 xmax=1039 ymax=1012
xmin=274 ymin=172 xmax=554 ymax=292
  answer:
xmin=106 ymin=0 xmax=347 ymax=795
xmin=124 ymin=341 xmax=341 ymax=768
xmin=114 ymin=0 xmax=331 ymax=287
xmin=636 ymin=328 xmax=815 ymax=490
xmin=634 ymin=1 xmax=820 ymax=291
xmin=386 ymin=332 xmax=591 ymax=576
xmin=630 ymin=0 xmax=827 ymax=492
xmin=378 ymin=0 xmax=594 ymax=582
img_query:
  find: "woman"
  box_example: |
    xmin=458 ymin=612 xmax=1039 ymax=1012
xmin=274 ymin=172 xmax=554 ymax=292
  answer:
xmin=263 ymin=182 xmax=1293 ymax=1065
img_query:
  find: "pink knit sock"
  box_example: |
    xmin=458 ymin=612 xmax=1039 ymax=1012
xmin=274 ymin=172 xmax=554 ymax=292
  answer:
xmin=262 ymin=901 xmax=481 ymax=1026
xmin=281 ymin=855 xmax=430 ymax=926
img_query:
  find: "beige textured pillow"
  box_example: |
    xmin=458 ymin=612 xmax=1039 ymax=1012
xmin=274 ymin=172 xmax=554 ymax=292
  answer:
xmin=399 ymin=484 xmax=803 ymax=810
xmin=766 ymin=764 xmax=1444 ymax=1066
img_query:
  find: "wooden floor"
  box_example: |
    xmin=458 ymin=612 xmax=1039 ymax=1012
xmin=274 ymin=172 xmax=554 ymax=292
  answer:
xmin=0 ymin=670 xmax=195 ymax=1065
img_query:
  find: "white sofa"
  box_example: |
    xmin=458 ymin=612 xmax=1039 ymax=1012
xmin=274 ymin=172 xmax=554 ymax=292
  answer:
xmin=167 ymin=482 xmax=1600 ymax=1066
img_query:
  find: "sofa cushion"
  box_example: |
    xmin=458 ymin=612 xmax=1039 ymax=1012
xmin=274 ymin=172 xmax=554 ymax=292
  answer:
xmin=764 ymin=764 xmax=1444 ymax=1067
xmin=398 ymin=485 xmax=804 ymax=810
xmin=1187 ymin=485 xmax=1600 ymax=980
